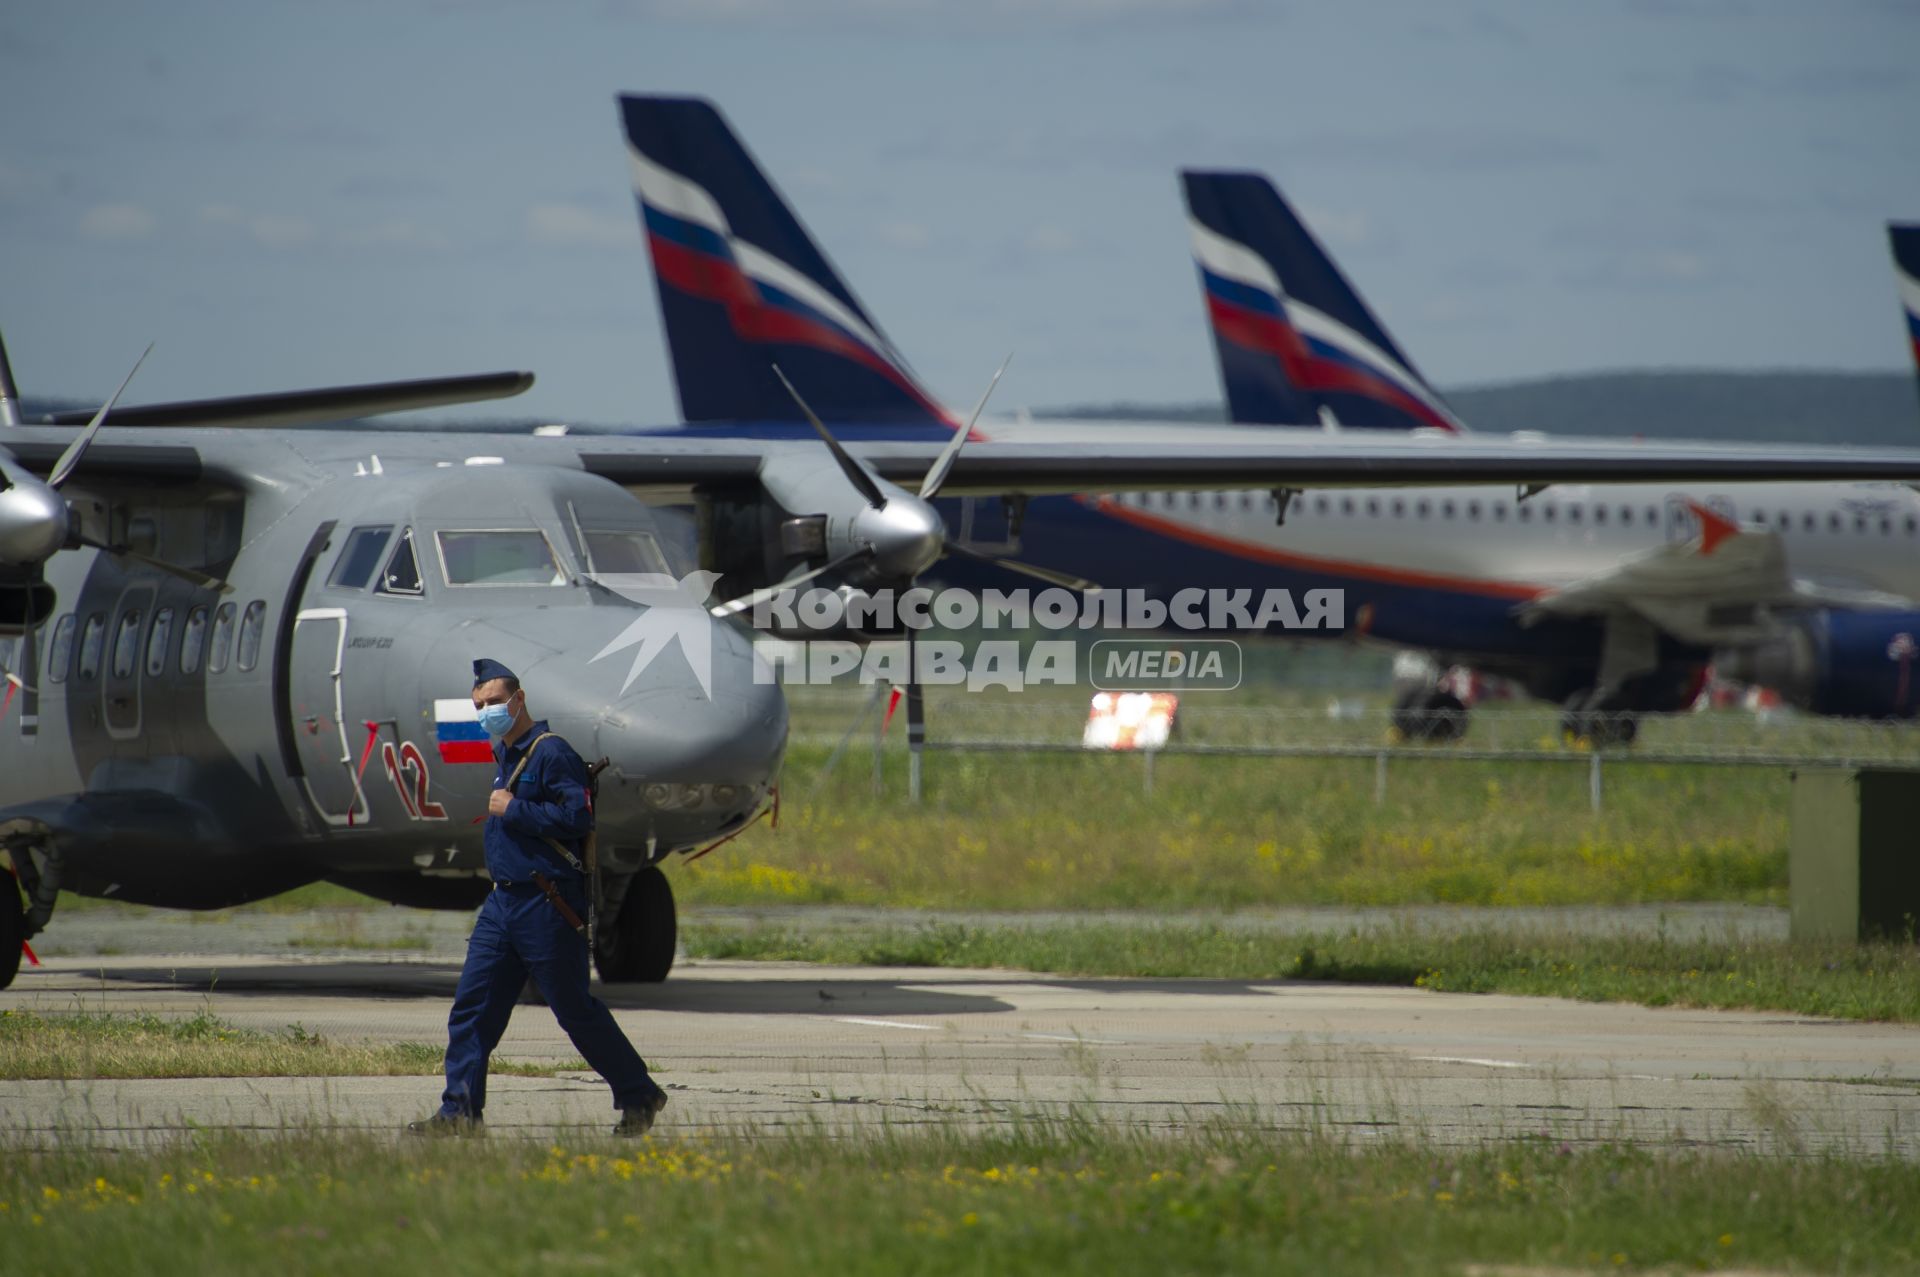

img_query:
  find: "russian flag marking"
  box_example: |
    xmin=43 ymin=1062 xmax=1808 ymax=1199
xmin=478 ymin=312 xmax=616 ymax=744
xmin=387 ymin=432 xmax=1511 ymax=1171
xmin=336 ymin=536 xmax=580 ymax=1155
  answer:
xmin=434 ymin=698 xmax=492 ymax=764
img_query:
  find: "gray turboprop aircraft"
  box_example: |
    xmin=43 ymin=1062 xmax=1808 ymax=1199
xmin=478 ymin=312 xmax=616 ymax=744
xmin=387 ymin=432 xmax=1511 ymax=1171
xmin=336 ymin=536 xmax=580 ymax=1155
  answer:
xmin=9 ymin=338 xmax=1920 ymax=992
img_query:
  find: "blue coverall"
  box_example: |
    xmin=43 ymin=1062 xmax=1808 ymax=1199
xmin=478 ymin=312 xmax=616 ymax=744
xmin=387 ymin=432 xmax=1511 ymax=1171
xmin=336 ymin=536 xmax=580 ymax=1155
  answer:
xmin=439 ymin=719 xmax=661 ymax=1118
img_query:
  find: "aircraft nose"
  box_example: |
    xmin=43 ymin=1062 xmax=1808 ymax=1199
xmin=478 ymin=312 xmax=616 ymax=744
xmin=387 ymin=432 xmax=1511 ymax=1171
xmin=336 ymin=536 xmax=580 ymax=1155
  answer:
xmin=523 ymin=614 xmax=788 ymax=853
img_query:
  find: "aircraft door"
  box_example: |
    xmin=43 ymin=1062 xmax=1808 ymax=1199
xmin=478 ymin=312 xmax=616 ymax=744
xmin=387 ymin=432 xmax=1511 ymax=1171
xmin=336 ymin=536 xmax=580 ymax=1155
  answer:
xmin=103 ymin=585 xmax=154 ymax=741
xmin=289 ymin=606 xmax=370 ymax=827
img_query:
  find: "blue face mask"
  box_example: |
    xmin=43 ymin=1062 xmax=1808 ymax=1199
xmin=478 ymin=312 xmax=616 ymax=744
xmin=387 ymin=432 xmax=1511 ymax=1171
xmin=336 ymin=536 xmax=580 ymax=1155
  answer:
xmin=477 ymin=696 xmax=518 ymax=740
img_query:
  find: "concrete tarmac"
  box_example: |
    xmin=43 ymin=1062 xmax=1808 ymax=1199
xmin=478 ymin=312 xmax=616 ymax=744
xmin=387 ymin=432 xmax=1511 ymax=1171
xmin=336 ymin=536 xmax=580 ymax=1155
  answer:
xmin=4 ymin=946 xmax=1917 ymax=1156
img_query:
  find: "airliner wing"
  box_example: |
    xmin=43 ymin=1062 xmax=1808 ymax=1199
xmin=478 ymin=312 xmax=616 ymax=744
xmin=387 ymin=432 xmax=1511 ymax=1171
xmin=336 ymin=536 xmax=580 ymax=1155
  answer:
xmin=1521 ymin=517 xmax=1915 ymax=647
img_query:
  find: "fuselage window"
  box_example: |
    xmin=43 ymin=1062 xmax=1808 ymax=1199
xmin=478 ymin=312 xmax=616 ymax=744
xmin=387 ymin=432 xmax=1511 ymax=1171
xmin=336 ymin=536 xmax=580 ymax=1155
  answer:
xmin=582 ymin=529 xmax=670 ymax=576
xmin=48 ymin=615 xmax=75 ymax=683
xmin=111 ymin=611 xmax=141 ymax=679
xmin=1315 ymin=496 xmax=1331 ymax=516
xmin=1517 ymin=503 xmax=1532 ymax=523
xmin=146 ymin=608 xmax=174 ymax=678
xmin=180 ymin=606 xmax=208 ymax=675
xmin=77 ymin=614 xmax=106 ymax=681
xmin=328 ymin=525 xmax=395 ymax=590
xmin=378 ymin=528 xmax=424 ymax=596
xmin=1568 ymin=505 xmax=1582 ymax=525
xmin=1440 ymin=500 xmax=1455 ymax=519
xmin=1466 ymin=501 xmax=1481 ymax=521
xmin=1907 ymin=516 xmax=1918 ymax=535
xmin=1493 ymin=503 xmax=1507 ymax=522
xmin=1619 ymin=506 xmax=1632 ymax=526
xmin=236 ymin=600 xmax=266 ymax=672
xmin=208 ymin=602 xmax=237 ymax=674
xmin=1415 ymin=500 xmax=1430 ymax=519
xmin=1803 ymin=512 xmax=1817 ymax=533
xmin=1855 ymin=516 xmax=1868 ymax=534
xmin=1881 ymin=517 xmax=1893 ymax=535
xmin=1777 ymin=511 xmax=1790 ymax=531
xmin=1340 ymin=497 xmax=1355 ymax=517
xmin=1365 ymin=498 xmax=1379 ymax=518
xmin=1542 ymin=505 xmax=1556 ymax=523
xmin=1593 ymin=505 xmax=1606 ymax=526
xmin=1828 ymin=513 xmax=1842 ymax=533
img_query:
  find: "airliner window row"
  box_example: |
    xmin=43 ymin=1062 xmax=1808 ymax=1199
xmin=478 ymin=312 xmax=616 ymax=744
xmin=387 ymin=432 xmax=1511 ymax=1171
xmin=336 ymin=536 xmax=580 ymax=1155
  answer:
xmin=1121 ymin=491 xmax=1920 ymax=535
xmin=38 ymin=599 xmax=269 ymax=685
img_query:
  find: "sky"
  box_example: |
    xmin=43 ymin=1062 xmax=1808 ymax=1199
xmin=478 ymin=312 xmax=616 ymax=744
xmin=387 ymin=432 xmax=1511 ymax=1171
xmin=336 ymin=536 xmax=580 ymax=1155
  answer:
xmin=3 ymin=0 xmax=1917 ymax=425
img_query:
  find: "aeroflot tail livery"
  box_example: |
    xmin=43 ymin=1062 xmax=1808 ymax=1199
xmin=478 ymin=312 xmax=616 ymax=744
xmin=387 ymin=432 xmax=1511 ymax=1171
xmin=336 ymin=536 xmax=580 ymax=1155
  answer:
xmin=1182 ymin=171 xmax=1465 ymax=433
xmin=619 ymin=95 xmax=949 ymax=432
xmin=1891 ymin=223 xmax=1920 ymax=385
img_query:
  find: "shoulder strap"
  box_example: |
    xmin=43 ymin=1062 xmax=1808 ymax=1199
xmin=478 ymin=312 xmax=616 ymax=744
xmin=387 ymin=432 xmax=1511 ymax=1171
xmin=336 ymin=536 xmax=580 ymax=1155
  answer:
xmin=503 ymin=732 xmax=560 ymax=790
xmin=501 ymin=732 xmax=588 ymax=874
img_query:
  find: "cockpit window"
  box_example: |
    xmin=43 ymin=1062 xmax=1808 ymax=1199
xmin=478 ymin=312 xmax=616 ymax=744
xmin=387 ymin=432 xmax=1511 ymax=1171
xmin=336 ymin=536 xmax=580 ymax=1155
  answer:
xmin=377 ymin=527 xmax=424 ymax=597
xmin=436 ymin=530 xmax=565 ymax=586
xmin=581 ymin=529 xmax=670 ymax=576
xmin=328 ymin=525 xmax=394 ymax=590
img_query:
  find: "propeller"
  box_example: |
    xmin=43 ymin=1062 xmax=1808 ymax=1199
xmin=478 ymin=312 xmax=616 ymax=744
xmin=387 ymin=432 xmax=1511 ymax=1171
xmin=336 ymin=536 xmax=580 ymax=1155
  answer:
xmin=744 ymin=356 xmax=1093 ymax=597
xmin=0 ymin=340 xmax=231 ymax=591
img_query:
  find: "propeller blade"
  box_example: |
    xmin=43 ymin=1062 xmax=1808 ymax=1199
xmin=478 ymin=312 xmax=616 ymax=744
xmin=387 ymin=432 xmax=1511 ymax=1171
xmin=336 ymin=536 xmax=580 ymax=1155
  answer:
xmin=47 ymin=343 xmax=153 ymax=490
xmin=709 ymin=547 xmax=873 ymax=619
xmin=941 ymin=541 xmax=1099 ymax=592
xmin=76 ymin=532 xmax=232 ymax=592
xmin=769 ymin=363 xmax=888 ymax=509
xmin=919 ymin=352 xmax=1012 ymax=501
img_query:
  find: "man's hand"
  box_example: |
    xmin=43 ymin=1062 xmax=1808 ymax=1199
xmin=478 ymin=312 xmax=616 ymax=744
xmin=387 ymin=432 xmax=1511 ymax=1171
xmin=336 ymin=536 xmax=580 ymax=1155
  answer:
xmin=488 ymin=788 xmax=513 ymax=818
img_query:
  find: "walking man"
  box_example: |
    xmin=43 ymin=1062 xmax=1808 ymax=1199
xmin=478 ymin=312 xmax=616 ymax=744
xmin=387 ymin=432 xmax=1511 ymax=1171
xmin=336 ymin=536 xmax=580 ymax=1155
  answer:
xmin=410 ymin=658 xmax=668 ymax=1136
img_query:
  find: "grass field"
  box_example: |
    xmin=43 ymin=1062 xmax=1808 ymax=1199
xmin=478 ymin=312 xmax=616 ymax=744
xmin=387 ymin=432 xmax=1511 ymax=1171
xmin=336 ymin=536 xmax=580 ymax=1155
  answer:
xmin=3 ymin=1126 xmax=1916 ymax=1275
xmin=39 ymin=746 xmax=1799 ymax=921
xmin=684 ymin=920 xmax=1920 ymax=1023
xmin=0 ymin=1009 xmax=584 ymax=1081
xmin=674 ymin=744 xmax=1792 ymax=911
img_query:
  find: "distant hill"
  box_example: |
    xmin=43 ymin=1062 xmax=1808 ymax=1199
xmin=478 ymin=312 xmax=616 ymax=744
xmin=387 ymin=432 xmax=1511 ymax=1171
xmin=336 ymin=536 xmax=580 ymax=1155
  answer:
xmin=20 ymin=370 xmax=1920 ymax=444
xmin=1043 ymin=370 xmax=1920 ymax=447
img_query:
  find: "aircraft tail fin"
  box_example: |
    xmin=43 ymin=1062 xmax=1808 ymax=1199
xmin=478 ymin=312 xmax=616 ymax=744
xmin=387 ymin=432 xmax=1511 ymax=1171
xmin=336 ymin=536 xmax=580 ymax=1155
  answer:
xmin=1181 ymin=170 xmax=1466 ymax=432
xmin=1891 ymin=223 xmax=1920 ymax=397
xmin=618 ymin=94 xmax=948 ymax=427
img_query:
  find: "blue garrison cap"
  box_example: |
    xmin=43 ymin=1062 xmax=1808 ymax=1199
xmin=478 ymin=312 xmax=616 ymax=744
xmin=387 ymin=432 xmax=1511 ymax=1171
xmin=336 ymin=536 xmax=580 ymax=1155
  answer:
xmin=472 ymin=657 xmax=517 ymax=687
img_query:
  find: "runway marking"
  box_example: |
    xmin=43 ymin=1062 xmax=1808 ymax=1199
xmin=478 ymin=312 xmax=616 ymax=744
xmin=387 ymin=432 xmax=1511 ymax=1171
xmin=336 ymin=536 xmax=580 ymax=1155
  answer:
xmin=1022 ymin=1032 xmax=1122 ymax=1045
xmin=1415 ymin=1055 xmax=1532 ymax=1070
xmin=836 ymin=1017 xmax=937 ymax=1032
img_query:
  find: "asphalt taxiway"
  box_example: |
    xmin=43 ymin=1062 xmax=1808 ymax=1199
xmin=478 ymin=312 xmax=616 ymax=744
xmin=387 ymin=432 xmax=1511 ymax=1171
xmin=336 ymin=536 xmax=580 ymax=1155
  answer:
xmin=4 ymin=940 xmax=1916 ymax=1155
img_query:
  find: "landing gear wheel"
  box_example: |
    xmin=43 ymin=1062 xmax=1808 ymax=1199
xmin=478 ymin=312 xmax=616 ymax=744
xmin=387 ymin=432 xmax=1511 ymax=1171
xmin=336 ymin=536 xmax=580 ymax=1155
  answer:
xmin=594 ymin=866 xmax=676 ymax=984
xmin=1390 ymin=688 xmax=1468 ymax=743
xmin=1560 ymin=692 xmax=1639 ymax=748
xmin=0 ymin=874 xmax=25 ymax=992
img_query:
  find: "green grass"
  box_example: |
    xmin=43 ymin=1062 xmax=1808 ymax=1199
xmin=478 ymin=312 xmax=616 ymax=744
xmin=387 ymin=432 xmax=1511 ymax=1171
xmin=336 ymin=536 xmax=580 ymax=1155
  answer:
xmin=284 ymin=914 xmax=437 ymax=950
xmin=2 ymin=1127 xmax=1916 ymax=1275
xmin=0 ymin=1009 xmax=585 ymax=1081
xmin=29 ymin=746 xmax=1801 ymax=918
xmin=684 ymin=920 xmax=1920 ymax=1022
xmin=676 ymin=745 xmax=1789 ymax=911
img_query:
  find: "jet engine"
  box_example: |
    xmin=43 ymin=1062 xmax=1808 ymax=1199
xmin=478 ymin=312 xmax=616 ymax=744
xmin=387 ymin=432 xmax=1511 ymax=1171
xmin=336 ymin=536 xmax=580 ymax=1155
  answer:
xmin=1715 ymin=610 xmax=1920 ymax=719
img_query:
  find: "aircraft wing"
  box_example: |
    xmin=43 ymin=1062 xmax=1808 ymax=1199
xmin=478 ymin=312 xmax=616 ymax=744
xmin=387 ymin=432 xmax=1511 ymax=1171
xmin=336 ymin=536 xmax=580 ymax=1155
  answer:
xmin=1519 ymin=516 xmax=1915 ymax=647
xmin=585 ymin=433 xmax=1920 ymax=496
xmin=12 ymin=428 xmax=1920 ymax=495
xmin=35 ymin=371 xmax=535 ymax=429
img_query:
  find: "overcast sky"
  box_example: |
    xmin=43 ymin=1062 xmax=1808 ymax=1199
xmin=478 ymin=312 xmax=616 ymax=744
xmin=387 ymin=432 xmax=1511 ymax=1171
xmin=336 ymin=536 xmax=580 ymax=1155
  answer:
xmin=3 ymin=1 xmax=1916 ymax=424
